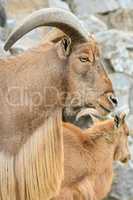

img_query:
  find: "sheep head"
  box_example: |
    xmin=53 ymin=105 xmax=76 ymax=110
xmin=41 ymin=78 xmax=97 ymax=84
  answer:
xmin=4 ymin=8 xmax=117 ymax=127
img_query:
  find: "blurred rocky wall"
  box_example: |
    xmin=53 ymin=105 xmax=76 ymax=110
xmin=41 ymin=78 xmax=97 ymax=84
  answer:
xmin=6 ymin=0 xmax=48 ymax=17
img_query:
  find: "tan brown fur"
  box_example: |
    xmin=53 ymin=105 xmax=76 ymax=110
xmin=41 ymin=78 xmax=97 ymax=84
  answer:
xmin=53 ymin=115 xmax=130 ymax=200
xmin=0 ymin=109 xmax=63 ymax=200
xmin=0 ymin=39 xmax=115 ymax=200
xmin=0 ymin=19 xmax=117 ymax=200
xmin=0 ymin=153 xmax=16 ymax=200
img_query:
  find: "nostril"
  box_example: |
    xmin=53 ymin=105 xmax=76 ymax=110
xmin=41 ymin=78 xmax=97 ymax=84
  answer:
xmin=109 ymin=95 xmax=118 ymax=106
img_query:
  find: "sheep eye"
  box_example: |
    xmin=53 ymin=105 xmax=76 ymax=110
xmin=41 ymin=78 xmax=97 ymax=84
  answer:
xmin=79 ymin=57 xmax=89 ymax=63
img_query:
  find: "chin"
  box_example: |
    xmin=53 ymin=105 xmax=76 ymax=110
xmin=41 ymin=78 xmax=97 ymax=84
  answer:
xmin=63 ymin=103 xmax=113 ymax=129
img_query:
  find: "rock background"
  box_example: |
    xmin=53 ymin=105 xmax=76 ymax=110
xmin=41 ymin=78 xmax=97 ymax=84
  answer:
xmin=0 ymin=0 xmax=133 ymax=199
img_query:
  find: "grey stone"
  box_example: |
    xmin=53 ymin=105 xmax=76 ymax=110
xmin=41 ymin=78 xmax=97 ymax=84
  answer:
xmin=109 ymin=73 xmax=133 ymax=115
xmin=0 ymin=27 xmax=6 ymax=40
xmin=117 ymin=0 xmax=133 ymax=8
xmin=67 ymin=0 xmax=133 ymax=15
xmin=0 ymin=0 xmax=6 ymax=27
xmin=110 ymin=73 xmax=133 ymax=91
xmin=48 ymin=0 xmax=70 ymax=10
xmin=48 ymin=0 xmax=107 ymax=34
xmin=128 ymin=85 xmax=133 ymax=115
xmin=0 ymin=19 xmax=16 ymax=41
xmin=96 ymin=30 xmax=133 ymax=76
xmin=110 ymin=47 xmax=133 ymax=76
xmin=0 ymin=39 xmax=10 ymax=57
xmin=79 ymin=15 xmax=107 ymax=34
xmin=0 ymin=21 xmax=42 ymax=52
xmin=3 ymin=17 xmax=43 ymax=49
xmin=127 ymin=115 xmax=133 ymax=133
xmin=109 ymin=9 xmax=133 ymax=31
xmin=0 ymin=0 xmax=7 ymax=6
xmin=8 ymin=29 xmax=42 ymax=51
xmin=108 ymin=164 xmax=133 ymax=200
xmin=6 ymin=19 xmax=16 ymax=31
xmin=69 ymin=0 xmax=119 ymax=14
xmin=96 ymin=30 xmax=133 ymax=52
xmin=113 ymin=89 xmax=129 ymax=114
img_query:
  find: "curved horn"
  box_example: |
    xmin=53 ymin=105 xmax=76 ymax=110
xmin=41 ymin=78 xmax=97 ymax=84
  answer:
xmin=4 ymin=8 xmax=89 ymax=51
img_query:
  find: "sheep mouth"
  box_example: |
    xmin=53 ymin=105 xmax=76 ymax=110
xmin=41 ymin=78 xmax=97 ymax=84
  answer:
xmin=63 ymin=102 xmax=112 ymax=123
xmin=62 ymin=105 xmax=101 ymax=129
xmin=62 ymin=105 xmax=95 ymax=125
xmin=99 ymin=104 xmax=112 ymax=114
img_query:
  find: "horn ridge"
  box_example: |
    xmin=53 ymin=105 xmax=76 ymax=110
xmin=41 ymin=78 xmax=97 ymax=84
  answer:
xmin=4 ymin=8 xmax=89 ymax=51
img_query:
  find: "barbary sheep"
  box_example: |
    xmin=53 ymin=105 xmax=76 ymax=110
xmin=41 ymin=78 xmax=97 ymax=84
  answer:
xmin=1 ymin=8 xmax=117 ymax=200
xmin=52 ymin=112 xmax=130 ymax=200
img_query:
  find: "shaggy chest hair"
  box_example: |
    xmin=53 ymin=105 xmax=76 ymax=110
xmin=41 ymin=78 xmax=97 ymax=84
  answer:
xmin=53 ymin=118 xmax=129 ymax=200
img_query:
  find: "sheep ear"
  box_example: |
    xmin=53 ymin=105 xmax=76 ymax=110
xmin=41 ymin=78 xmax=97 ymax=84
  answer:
xmin=114 ymin=114 xmax=120 ymax=128
xmin=57 ymin=36 xmax=71 ymax=59
xmin=120 ymin=112 xmax=126 ymax=124
xmin=114 ymin=112 xmax=126 ymax=128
